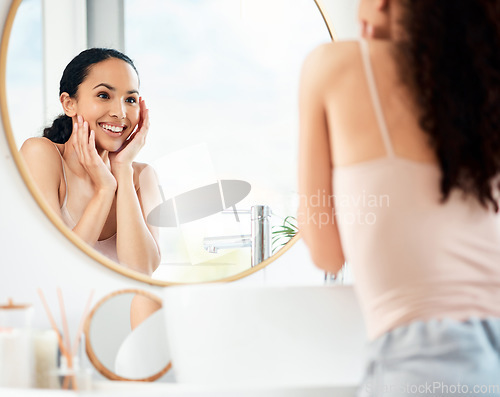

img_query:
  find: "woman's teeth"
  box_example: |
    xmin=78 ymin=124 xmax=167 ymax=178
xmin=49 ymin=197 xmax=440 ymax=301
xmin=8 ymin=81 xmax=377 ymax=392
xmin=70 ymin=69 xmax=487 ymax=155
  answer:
xmin=100 ymin=123 xmax=124 ymax=133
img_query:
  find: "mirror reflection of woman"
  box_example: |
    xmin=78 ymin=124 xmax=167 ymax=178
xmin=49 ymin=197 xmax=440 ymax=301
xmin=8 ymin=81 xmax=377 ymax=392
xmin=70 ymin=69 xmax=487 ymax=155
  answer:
xmin=299 ymin=0 xmax=500 ymax=394
xmin=20 ymin=48 xmax=160 ymax=276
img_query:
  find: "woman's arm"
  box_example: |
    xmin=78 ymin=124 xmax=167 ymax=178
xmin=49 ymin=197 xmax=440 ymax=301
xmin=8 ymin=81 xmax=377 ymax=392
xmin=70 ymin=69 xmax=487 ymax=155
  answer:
xmin=298 ymin=44 xmax=345 ymax=275
xmin=110 ymin=99 xmax=161 ymax=275
xmin=113 ymin=163 xmax=161 ymax=275
xmin=130 ymin=293 xmax=162 ymax=331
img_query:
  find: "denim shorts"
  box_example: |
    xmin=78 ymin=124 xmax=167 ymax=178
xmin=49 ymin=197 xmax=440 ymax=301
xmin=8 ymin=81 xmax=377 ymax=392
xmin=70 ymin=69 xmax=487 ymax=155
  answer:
xmin=357 ymin=317 xmax=500 ymax=397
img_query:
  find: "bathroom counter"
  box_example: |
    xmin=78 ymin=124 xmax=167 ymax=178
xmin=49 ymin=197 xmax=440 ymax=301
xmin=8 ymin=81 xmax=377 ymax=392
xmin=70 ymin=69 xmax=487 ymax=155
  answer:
xmin=0 ymin=382 xmax=358 ymax=396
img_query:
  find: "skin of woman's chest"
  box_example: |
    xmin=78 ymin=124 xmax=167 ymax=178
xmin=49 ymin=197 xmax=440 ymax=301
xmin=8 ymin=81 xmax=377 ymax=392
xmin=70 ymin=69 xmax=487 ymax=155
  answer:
xmin=59 ymin=164 xmax=119 ymax=241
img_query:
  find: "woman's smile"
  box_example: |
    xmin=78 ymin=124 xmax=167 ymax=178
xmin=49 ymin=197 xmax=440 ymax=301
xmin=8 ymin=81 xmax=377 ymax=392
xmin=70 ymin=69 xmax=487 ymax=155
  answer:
xmin=98 ymin=122 xmax=129 ymax=138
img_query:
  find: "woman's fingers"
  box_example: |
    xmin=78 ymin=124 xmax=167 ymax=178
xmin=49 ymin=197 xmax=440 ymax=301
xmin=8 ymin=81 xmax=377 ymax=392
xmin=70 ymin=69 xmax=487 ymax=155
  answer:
xmin=136 ymin=97 xmax=149 ymax=133
xmin=136 ymin=97 xmax=145 ymax=131
xmin=75 ymin=118 xmax=86 ymax=165
xmin=77 ymin=116 xmax=86 ymax=157
xmin=118 ymin=100 xmax=149 ymax=152
xmin=129 ymin=108 xmax=149 ymax=150
xmin=134 ymin=101 xmax=150 ymax=150
xmin=86 ymin=129 xmax=104 ymax=171
xmin=141 ymin=108 xmax=150 ymax=141
xmin=72 ymin=121 xmax=80 ymax=157
xmin=137 ymin=99 xmax=149 ymax=141
xmin=81 ymin=120 xmax=92 ymax=164
xmin=73 ymin=116 xmax=97 ymax=168
xmin=88 ymin=130 xmax=99 ymax=163
xmin=89 ymin=129 xmax=95 ymax=148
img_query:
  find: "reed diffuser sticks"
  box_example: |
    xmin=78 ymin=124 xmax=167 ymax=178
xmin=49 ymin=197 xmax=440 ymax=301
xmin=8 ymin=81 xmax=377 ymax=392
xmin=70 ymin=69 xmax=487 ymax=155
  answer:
xmin=37 ymin=288 xmax=95 ymax=390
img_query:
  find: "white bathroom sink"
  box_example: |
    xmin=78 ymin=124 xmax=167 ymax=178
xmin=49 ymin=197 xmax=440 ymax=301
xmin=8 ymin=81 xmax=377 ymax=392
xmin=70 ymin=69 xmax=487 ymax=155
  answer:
xmin=162 ymin=284 xmax=367 ymax=388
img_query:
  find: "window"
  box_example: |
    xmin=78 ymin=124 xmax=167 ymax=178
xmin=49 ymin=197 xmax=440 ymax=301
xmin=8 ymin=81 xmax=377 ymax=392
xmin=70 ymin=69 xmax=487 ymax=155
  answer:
xmin=121 ymin=0 xmax=331 ymax=273
xmin=6 ymin=0 xmax=43 ymax=147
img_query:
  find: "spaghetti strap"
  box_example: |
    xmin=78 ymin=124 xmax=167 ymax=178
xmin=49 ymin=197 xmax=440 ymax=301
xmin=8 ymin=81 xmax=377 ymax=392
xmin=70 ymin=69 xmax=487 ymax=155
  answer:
xmin=359 ymin=39 xmax=395 ymax=157
xmin=52 ymin=143 xmax=69 ymax=207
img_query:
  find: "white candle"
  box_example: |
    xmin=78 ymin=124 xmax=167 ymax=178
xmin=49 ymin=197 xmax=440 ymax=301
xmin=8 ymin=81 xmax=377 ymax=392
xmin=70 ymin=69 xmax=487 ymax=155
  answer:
xmin=33 ymin=329 xmax=58 ymax=389
xmin=0 ymin=328 xmax=33 ymax=388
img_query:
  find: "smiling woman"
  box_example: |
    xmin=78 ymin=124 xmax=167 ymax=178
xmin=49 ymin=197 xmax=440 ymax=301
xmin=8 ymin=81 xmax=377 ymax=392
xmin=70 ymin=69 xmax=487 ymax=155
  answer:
xmin=2 ymin=0 xmax=335 ymax=285
xmin=19 ymin=48 xmax=162 ymax=276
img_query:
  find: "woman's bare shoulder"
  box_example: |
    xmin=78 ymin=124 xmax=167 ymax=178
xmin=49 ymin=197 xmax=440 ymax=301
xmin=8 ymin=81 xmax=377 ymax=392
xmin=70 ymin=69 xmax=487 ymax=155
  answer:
xmin=307 ymin=39 xmax=391 ymax=63
xmin=132 ymin=161 xmax=157 ymax=179
xmin=20 ymin=137 xmax=65 ymax=172
xmin=304 ymin=41 xmax=361 ymax=71
xmin=132 ymin=162 xmax=158 ymax=191
xmin=132 ymin=161 xmax=150 ymax=172
xmin=20 ymin=137 xmax=62 ymax=160
xmin=301 ymin=41 xmax=365 ymax=92
xmin=19 ymin=138 xmax=64 ymax=195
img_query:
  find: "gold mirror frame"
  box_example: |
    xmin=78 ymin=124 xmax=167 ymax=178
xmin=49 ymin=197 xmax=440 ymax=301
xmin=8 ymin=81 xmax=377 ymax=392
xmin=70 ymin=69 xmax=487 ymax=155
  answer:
xmin=0 ymin=0 xmax=336 ymax=286
xmin=84 ymin=289 xmax=171 ymax=381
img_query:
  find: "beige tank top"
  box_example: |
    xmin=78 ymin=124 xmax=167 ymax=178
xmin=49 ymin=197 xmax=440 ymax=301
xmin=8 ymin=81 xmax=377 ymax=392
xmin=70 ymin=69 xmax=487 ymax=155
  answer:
xmin=55 ymin=146 xmax=119 ymax=263
xmin=334 ymin=40 xmax=500 ymax=340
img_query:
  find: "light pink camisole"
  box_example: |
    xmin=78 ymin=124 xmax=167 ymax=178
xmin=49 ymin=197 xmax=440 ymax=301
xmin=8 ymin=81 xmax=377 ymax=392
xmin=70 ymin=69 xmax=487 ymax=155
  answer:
xmin=334 ymin=40 xmax=500 ymax=340
xmin=54 ymin=146 xmax=119 ymax=263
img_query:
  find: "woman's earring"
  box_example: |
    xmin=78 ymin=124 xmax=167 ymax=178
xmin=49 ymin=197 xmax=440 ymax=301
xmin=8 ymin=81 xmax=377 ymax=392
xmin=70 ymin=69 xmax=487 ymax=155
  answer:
xmin=367 ymin=24 xmax=374 ymax=38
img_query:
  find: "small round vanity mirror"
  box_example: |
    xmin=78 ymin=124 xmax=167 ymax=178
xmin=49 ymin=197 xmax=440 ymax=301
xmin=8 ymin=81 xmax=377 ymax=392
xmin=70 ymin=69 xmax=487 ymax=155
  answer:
xmin=84 ymin=289 xmax=171 ymax=382
xmin=1 ymin=0 xmax=335 ymax=285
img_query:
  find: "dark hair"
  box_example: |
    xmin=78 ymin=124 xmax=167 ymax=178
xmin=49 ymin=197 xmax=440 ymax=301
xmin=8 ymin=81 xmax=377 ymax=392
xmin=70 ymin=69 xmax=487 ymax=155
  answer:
xmin=43 ymin=48 xmax=138 ymax=143
xmin=396 ymin=0 xmax=500 ymax=211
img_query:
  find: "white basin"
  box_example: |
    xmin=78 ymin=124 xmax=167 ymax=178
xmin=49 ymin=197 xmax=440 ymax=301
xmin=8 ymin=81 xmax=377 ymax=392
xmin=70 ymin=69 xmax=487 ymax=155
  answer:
xmin=162 ymin=284 xmax=367 ymax=388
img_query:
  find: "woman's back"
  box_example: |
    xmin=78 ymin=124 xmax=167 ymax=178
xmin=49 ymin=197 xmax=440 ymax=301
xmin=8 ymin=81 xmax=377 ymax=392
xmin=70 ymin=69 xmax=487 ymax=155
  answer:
xmin=322 ymin=40 xmax=436 ymax=167
xmin=299 ymin=1 xmax=500 ymax=392
xmin=308 ymin=39 xmax=500 ymax=340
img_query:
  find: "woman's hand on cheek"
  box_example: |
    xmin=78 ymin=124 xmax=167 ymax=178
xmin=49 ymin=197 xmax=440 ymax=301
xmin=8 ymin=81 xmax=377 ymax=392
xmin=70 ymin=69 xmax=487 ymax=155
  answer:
xmin=109 ymin=97 xmax=149 ymax=175
xmin=73 ymin=115 xmax=117 ymax=193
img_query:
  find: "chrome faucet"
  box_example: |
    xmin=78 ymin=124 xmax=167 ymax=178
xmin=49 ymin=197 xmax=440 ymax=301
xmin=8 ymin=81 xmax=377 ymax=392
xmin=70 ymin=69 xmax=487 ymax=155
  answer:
xmin=203 ymin=205 xmax=271 ymax=267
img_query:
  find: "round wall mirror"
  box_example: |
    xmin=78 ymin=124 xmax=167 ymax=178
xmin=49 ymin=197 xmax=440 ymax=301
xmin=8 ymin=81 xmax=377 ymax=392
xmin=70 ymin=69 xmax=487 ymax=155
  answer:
xmin=84 ymin=289 xmax=171 ymax=381
xmin=0 ymin=0 xmax=335 ymax=285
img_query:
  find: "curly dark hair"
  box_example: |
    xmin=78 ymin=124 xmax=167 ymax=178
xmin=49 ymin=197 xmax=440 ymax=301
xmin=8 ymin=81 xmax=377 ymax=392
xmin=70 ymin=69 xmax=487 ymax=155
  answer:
xmin=396 ymin=0 xmax=500 ymax=211
xmin=43 ymin=48 xmax=138 ymax=144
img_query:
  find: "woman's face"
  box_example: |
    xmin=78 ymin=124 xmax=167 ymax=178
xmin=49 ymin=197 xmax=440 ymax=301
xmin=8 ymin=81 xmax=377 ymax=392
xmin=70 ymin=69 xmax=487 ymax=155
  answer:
xmin=72 ymin=58 xmax=140 ymax=153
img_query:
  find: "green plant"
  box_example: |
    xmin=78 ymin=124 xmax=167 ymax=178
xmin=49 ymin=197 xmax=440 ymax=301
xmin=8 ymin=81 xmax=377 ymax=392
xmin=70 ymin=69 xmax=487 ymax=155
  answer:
xmin=272 ymin=216 xmax=299 ymax=254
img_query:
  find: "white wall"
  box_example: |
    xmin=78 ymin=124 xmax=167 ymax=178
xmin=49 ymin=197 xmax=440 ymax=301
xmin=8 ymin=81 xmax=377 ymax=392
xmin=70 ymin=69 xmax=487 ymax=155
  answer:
xmin=321 ymin=0 xmax=360 ymax=41
xmin=0 ymin=0 xmax=358 ymax=357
